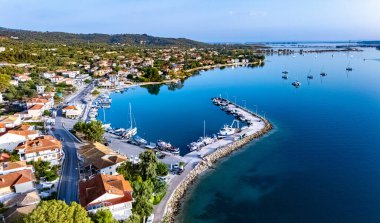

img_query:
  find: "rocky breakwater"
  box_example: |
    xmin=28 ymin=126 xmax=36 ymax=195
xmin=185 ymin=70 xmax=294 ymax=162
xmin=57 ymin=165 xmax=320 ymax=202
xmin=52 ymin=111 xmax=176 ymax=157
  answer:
xmin=162 ymin=117 xmax=273 ymax=223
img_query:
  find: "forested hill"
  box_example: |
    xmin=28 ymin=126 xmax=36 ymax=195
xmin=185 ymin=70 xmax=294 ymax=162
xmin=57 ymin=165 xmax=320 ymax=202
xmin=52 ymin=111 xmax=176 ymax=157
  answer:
xmin=0 ymin=27 xmax=206 ymax=47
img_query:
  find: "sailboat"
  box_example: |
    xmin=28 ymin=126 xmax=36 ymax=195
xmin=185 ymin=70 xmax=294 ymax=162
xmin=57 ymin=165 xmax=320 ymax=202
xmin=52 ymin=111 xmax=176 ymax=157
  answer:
xmin=346 ymin=61 xmax=353 ymax=71
xmin=346 ymin=41 xmax=353 ymax=71
xmin=101 ymin=108 xmax=111 ymax=130
xmin=307 ymin=69 xmax=313 ymax=79
xmin=320 ymin=67 xmax=327 ymax=76
xmin=122 ymin=103 xmax=137 ymax=139
xmin=188 ymin=120 xmax=214 ymax=151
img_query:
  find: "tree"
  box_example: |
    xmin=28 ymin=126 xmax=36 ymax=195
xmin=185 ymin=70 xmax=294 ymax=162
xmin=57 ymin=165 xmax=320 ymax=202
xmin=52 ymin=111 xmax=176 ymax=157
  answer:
xmin=23 ymin=200 xmax=92 ymax=223
xmin=73 ymin=120 xmax=104 ymax=142
xmin=90 ymin=209 xmax=117 ymax=223
xmin=124 ymin=214 xmax=141 ymax=223
xmin=0 ymin=74 xmax=11 ymax=93
xmin=156 ymin=162 xmax=168 ymax=176
xmin=132 ymin=179 xmax=154 ymax=218
xmin=43 ymin=110 xmax=51 ymax=116
xmin=10 ymin=150 xmax=20 ymax=162
xmin=139 ymin=150 xmax=158 ymax=181
xmin=28 ymin=160 xmax=59 ymax=182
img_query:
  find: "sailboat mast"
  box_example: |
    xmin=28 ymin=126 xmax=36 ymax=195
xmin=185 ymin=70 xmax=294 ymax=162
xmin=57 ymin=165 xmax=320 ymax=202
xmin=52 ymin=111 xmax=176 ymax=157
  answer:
xmin=203 ymin=120 xmax=206 ymax=138
xmin=103 ymin=107 xmax=106 ymax=123
xmin=129 ymin=103 xmax=133 ymax=129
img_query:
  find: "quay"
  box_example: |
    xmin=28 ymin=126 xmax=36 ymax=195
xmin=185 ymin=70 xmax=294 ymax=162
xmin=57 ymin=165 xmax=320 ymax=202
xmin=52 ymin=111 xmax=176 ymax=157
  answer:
xmin=153 ymin=97 xmax=273 ymax=222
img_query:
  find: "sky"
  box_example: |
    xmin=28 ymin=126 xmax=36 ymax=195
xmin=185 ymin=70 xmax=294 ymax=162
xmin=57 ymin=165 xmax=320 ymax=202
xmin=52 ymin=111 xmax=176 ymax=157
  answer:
xmin=0 ymin=0 xmax=379 ymax=42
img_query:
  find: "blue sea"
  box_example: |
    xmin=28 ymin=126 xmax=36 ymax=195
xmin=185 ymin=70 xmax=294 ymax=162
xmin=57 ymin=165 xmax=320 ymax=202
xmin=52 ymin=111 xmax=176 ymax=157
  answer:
xmin=99 ymin=47 xmax=380 ymax=223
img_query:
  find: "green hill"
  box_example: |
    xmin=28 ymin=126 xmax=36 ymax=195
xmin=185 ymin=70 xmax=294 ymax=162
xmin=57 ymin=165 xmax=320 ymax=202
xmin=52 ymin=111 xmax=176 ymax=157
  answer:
xmin=0 ymin=27 xmax=206 ymax=47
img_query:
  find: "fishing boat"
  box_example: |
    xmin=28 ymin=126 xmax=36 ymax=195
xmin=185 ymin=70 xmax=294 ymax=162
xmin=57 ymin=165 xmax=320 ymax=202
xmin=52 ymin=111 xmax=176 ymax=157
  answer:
xmin=122 ymin=103 xmax=138 ymax=139
xmin=292 ymin=81 xmax=301 ymax=87
xmin=157 ymin=140 xmax=179 ymax=154
xmin=217 ymin=120 xmax=240 ymax=138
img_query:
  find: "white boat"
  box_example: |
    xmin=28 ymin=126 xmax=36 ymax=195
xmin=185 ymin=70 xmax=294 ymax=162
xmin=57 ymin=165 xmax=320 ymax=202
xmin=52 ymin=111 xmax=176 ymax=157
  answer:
xmin=133 ymin=135 xmax=147 ymax=145
xmin=292 ymin=81 xmax=301 ymax=87
xmin=217 ymin=120 xmax=240 ymax=138
xmin=157 ymin=140 xmax=179 ymax=154
xmin=188 ymin=120 xmax=214 ymax=151
xmin=122 ymin=103 xmax=137 ymax=139
xmin=102 ymin=123 xmax=111 ymax=130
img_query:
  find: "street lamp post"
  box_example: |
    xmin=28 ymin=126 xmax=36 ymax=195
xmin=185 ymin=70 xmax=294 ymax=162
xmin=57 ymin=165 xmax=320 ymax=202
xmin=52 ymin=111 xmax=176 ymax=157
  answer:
xmin=254 ymin=105 xmax=258 ymax=115
xmin=242 ymin=100 xmax=247 ymax=108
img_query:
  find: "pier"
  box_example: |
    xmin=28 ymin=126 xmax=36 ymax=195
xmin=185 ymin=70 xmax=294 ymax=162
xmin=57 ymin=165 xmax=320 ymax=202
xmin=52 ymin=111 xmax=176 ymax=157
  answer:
xmin=153 ymin=97 xmax=273 ymax=222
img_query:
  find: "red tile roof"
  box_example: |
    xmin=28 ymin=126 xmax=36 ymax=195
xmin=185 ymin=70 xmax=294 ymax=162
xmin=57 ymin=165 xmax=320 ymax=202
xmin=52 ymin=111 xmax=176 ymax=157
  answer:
xmin=0 ymin=169 xmax=36 ymax=189
xmin=79 ymin=174 xmax=133 ymax=208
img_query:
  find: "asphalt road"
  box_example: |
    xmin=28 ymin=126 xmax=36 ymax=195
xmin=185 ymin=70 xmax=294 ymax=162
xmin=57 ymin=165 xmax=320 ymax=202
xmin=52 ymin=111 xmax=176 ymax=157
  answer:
xmin=53 ymin=82 xmax=94 ymax=203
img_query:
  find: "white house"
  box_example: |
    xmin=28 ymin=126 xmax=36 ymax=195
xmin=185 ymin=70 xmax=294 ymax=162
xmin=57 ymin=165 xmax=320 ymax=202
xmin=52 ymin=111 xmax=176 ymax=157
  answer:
xmin=62 ymin=105 xmax=83 ymax=119
xmin=27 ymin=104 xmax=45 ymax=119
xmin=0 ymin=129 xmax=39 ymax=151
xmin=41 ymin=72 xmax=55 ymax=79
xmin=62 ymin=71 xmax=79 ymax=78
xmin=36 ymin=85 xmax=46 ymax=94
xmin=0 ymin=115 xmax=22 ymax=129
xmin=79 ymin=174 xmax=133 ymax=220
xmin=15 ymin=135 xmax=63 ymax=165
xmin=0 ymin=161 xmax=34 ymax=175
xmin=0 ymin=169 xmax=36 ymax=201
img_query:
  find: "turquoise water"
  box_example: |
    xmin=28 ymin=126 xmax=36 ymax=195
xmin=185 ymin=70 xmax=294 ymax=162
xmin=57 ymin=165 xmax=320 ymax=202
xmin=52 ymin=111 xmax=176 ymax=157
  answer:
xmin=99 ymin=48 xmax=380 ymax=222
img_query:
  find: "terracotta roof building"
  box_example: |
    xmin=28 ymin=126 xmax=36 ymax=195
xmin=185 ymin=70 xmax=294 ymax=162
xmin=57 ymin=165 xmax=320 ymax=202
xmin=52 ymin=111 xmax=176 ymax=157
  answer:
xmin=78 ymin=142 xmax=127 ymax=176
xmin=79 ymin=174 xmax=133 ymax=220
xmin=0 ymin=161 xmax=34 ymax=175
xmin=15 ymin=135 xmax=63 ymax=165
xmin=0 ymin=129 xmax=39 ymax=152
xmin=0 ymin=169 xmax=36 ymax=197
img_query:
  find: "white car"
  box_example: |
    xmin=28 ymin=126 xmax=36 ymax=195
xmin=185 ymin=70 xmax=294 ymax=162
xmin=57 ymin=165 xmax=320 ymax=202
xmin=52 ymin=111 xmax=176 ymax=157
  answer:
xmin=146 ymin=214 xmax=154 ymax=223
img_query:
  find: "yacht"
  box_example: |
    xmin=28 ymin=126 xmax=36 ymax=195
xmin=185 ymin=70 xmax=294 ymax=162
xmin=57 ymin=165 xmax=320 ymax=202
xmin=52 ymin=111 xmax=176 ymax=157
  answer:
xmin=292 ymin=81 xmax=301 ymax=87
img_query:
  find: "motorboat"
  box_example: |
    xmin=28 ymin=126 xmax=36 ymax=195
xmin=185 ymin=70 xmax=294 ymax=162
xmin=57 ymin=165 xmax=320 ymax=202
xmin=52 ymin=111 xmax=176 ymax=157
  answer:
xmin=157 ymin=140 xmax=180 ymax=154
xmin=282 ymin=74 xmax=288 ymax=79
xmin=292 ymin=81 xmax=301 ymax=87
xmin=133 ymin=135 xmax=147 ymax=145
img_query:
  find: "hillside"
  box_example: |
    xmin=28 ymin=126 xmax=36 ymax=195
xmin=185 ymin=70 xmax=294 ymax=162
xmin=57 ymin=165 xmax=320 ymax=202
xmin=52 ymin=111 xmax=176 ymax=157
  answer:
xmin=0 ymin=27 xmax=206 ymax=47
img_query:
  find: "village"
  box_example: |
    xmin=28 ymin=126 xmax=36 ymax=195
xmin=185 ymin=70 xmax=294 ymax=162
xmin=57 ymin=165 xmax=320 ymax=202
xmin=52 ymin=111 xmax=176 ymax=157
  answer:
xmin=0 ymin=39 xmax=268 ymax=222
